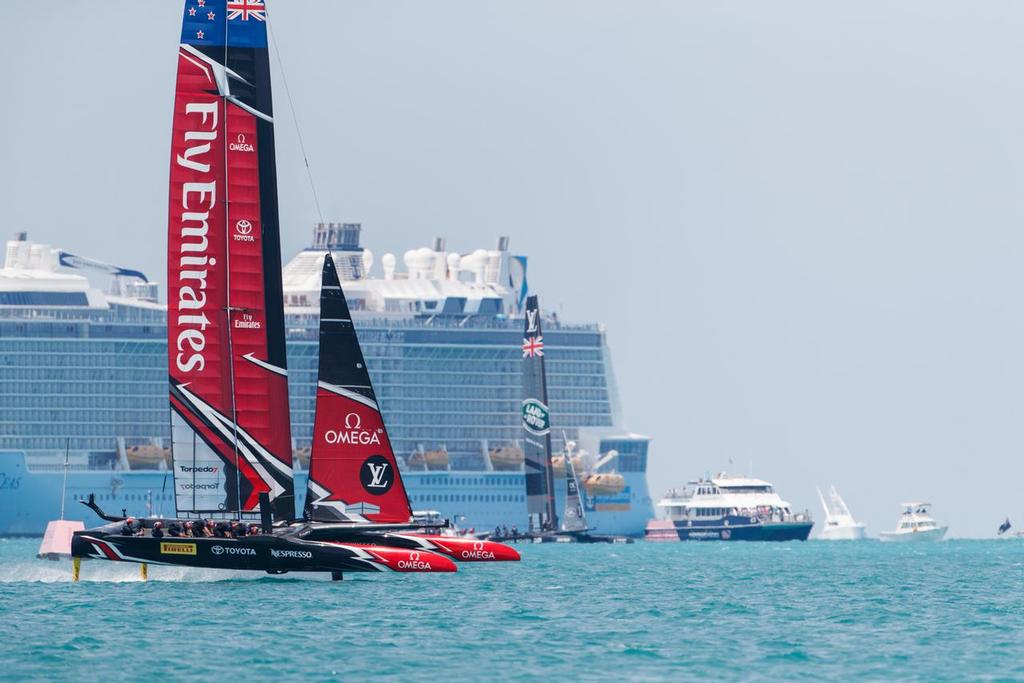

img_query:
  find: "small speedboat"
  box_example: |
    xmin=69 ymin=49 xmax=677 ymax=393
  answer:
xmin=878 ymin=502 xmax=947 ymax=543
xmin=817 ymin=485 xmax=867 ymax=540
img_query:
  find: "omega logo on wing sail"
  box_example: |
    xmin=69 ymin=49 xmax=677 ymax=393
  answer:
xmin=229 ymin=133 xmax=254 ymax=152
xmin=174 ymin=101 xmax=219 ymax=374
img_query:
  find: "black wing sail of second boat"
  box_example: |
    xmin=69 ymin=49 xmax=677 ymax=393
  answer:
xmin=521 ymin=295 xmax=558 ymax=531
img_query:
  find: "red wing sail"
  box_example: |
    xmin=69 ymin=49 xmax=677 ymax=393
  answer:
xmin=304 ymin=254 xmax=413 ymax=524
xmin=168 ymin=0 xmax=294 ymax=520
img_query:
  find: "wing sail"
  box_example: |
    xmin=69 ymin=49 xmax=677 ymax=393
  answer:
xmin=521 ymin=295 xmax=558 ymax=531
xmin=304 ymin=254 xmax=413 ymax=524
xmin=168 ymin=0 xmax=294 ymax=520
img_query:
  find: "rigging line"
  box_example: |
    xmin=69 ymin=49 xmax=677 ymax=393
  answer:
xmin=222 ymin=11 xmax=243 ymax=522
xmin=266 ymin=13 xmax=325 ymax=225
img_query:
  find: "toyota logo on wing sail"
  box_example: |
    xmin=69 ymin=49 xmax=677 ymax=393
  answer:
xmin=233 ymin=219 xmax=255 ymax=243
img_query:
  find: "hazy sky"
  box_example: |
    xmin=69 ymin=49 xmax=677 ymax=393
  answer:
xmin=3 ymin=2 xmax=1023 ymax=537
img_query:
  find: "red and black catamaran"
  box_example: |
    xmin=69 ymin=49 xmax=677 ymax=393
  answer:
xmin=71 ymin=0 xmax=517 ymax=579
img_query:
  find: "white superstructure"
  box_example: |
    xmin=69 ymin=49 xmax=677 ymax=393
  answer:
xmin=658 ymin=474 xmax=808 ymax=524
xmin=878 ymin=502 xmax=948 ymax=543
xmin=816 ymin=485 xmax=867 ymax=540
xmin=281 ymin=224 xmax=527 ymax=318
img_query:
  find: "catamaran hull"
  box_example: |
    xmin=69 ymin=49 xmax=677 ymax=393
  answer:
xmin=297 ymin=527 xmax=521 ymax=562
xmin=71 ymin=530 xmax=456 ymax=574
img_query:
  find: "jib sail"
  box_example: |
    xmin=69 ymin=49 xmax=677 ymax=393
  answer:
xmin=521 ymin=295 xmax=558 ymax=532
xmin=562 ymin=451 xmax=588 ymax=533
xmin=168 ymin=0 xmax=294 ymax=520
xmin=304 ymin=254 xmax=413 ymax=524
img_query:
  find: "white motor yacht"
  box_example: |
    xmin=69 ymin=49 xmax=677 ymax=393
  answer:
xmin=878 ymin=502 xmax=947 ymax=543
xmin=817 ymin=486 xmax=867 ymax=540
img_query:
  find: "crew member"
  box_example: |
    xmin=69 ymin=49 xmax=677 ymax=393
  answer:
xmin=151 ymin=521 xmax=165 ymax=539
xmin=233 ymin=523 xmax=247 ymax=538
xmin=167 ymin=522 xmax=182 ymax=538
xmin=120 ymin=517 xmax=136 ymax=536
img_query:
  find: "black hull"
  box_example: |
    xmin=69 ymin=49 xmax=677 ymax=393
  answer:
xmin=75 ymin=529 xmax=400 ymax=574
xmin=671 ymin=520 xmax=813 ymax=542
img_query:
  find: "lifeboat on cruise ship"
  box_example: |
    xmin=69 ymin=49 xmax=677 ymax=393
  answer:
xmin=583 ymin=473 xmax=626 ymax=496
xmin=408 ymin=448 xmax=449 ymax=470
xmin=489 ymin=446 xmax=524 ymax=471
xmin=124 ymin=445 xmax=171 ymax=470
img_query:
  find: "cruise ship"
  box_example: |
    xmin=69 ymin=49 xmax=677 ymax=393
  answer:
xmin=0 ymin=225 xmax=652 ymax=536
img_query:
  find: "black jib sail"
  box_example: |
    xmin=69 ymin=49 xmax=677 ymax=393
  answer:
xmin=303 ymin=254 xmax=414 ymax=524
xmin=521 ymin=295 xmax=557 ymax=532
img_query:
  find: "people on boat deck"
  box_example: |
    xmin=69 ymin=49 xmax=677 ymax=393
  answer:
xmin=112 ymin=517 xmax=265 ymax=539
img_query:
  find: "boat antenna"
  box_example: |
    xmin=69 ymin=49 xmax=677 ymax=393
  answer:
xmin=59 ymin=438 xmax=70 ymax=521
xmin=266 ymin=12 xmax=325 ymax=224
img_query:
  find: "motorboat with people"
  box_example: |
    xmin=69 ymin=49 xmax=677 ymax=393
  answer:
xmin=817 ymin=485 xmax=867 ymax=540
xmin=878 ymin=503 xmax=948 ymax=543
xmin=645 ymin=473 xmax=813 ymax=541
xmin=70 ymin=1 xmax=518 ymax=580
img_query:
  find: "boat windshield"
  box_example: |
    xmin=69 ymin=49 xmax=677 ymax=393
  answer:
xmin=719 ymin=486 xmax=771 ymax=494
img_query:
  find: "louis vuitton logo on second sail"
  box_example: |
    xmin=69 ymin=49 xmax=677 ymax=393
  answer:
xmin=360 ymin=455 xmax=394 ymax=495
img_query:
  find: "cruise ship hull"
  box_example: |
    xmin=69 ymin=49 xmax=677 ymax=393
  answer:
xmin=0 ymin=452 xmax=651 ymax=537
xmin=668 ymin=518 xmax=813 ymax=542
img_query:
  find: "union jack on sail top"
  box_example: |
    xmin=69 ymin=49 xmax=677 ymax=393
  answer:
xmin=228 ymin=0 xmax=266 ymax=21
xmin=522 ymin=336 xmax=544 ymax=358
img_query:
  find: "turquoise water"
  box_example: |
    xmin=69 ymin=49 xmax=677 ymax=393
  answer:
xmin=1 ymin=538 xmax=1022 ymax=681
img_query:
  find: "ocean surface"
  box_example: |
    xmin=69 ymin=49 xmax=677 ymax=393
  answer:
xmin=0 ymin=538 xmax=1022 ymax=681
